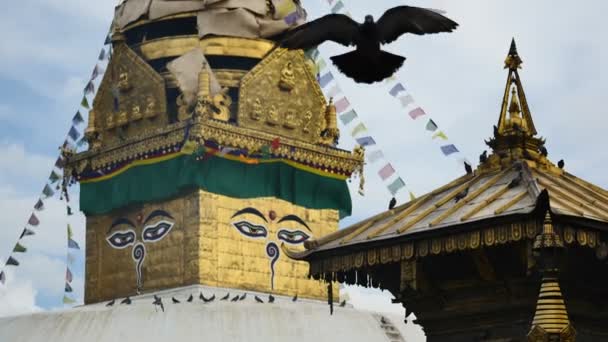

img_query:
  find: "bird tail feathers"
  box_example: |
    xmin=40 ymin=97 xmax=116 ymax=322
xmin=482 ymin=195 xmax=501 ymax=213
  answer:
xmin=330 ymin=50 xmax=405 ymax=84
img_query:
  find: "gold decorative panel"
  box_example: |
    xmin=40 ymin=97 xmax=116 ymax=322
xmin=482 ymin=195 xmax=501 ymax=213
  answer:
xmin=237 ymin=48 xmax=327 ymax=143
xmin=90 ymin=42 xmax=167 ymax=147
xmin=85 ymin=189 xmax=339 ymax=304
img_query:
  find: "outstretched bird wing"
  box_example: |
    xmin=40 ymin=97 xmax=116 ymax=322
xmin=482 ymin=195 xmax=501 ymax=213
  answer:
xmin=376 ymin=6 xmax=458 ymax=44
xmin=281 ymin=14 xmax=360 ymax=50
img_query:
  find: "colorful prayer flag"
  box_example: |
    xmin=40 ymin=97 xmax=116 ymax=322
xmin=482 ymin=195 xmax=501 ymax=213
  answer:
xmin=389 ymin=83 xmax=406 ymax=97
xmin=306 ymin=48 xmax=320 ymax=61
xmin=28 ymin=213 xmax=40 ymax=227
xmin=90 ymin=65 xmax=101 ymax=81
xmin=316 ymin=59 xmax=327 ymax=72
xmin=43 ymin=184 xmax=55 ymax=198
xmin=76 ymin=137 xmax=88 ymax=148
xmin=68 ymin=126 xmax=81 ymax=141
xmin=66 ymin=268 xmax=73 ymax=283
xmin=426 ymin=119 xmax=438 ymax=132
xmin=13 ymin=243 xmax=26 ymax=253
xmin=68 ymin=239 xmax=80 ymax=250
xmin=20 ymin=228 xmax=35 ymax=239
xmin=331 ymin=1 xmax=344 ymax=13
xmin=0 ymin=271 xmax=5 ymax=285
xmin=441 ymin=144 xmax=460 ymax=156
xmin=432 ymin=131 xmax=448 ymax=140
xmin=319 ymin=72 xmax=334 ymax=88
xmin=72 ymin=111 xmax=84 ymax=125
xmin=388 ymin=177 xmax=406 ymax=195
xmin=67 ymin=252 xmax=76 ymax=265
xmin=271 ymin=138 xmax=281 ymax=150
xmin=378 ymin=163 xmax=396 ymax=181
xmin=49 ymin=171 xmax=61 ymax=184
xmin=67 ymin=206 xmax=73 ymax=216
xmin=399 ymin=94 xmax=415 ymax=107
xmin=81 ymin=96 xmax=90 ymax=109
xmin=85 ymin=81 xmax=95 ymax=94
xmin=334 ymin=97 xmax=350 ymax=113
xmin=355 ymin=136 xmax=376 ymax=147
xmin=55 ymin=157 xmax=65 ymax=169
xmin=339 ymin=110 xmax=357 ymax=125
xmin=408 ymin=107 xmax=426 ymax=120
xmin=6 ymin=256 xmax=19 ymax=266
xmin=367 ymin=150 xmax=384 ymax=163
xmin=98 ymin=48 xmax=106 ymax=61
xmin=34 ymin=199 xmax=45 ymax=211
xmin=65 ymin=283 xmax=73 ymax=293
xmin=327 ymin=84 xmax=341 ymax=98
xmin=104 ymin=33 xmax=112 ymax=45
xmin=350 ymin=123 xmax=367 ymax=137
xmin=63 ymin=295 xmax=76 ymax=305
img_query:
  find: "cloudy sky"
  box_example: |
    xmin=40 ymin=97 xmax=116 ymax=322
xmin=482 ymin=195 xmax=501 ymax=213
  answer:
xmin=0 ymin=0 xmax=606 ymax=340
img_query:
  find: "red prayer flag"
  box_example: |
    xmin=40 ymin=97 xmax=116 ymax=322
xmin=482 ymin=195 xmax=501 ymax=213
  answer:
xmin=378 ymin=163 xmax=396 ymax=181
xmin=408 ymin=107 xmax=426 ymax=120
xmin=334 ymin=97 xmax=350 ymax=113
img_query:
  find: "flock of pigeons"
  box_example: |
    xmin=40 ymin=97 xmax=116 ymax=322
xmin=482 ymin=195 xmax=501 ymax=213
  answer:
xmin=105 ymin=292 xmax=347 ymax=312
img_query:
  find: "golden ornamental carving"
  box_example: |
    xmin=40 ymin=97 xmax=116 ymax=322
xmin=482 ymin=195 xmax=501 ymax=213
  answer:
xmin=238 ymin=48 xmax=326 ymax=143
xmin=91 ymin=42 xmax=167 ymax=147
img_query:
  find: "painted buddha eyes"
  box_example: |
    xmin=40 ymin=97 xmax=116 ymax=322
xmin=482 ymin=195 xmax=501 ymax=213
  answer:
xmin=142 ymin=221 xmax=174 ymax=242
xmin=232 ymin=221 xmax=268 ymax=238
xmin=277 ymin=229 xmax=310 ymax=244
xmin=107 ymin=230 xmax=136 ymax=249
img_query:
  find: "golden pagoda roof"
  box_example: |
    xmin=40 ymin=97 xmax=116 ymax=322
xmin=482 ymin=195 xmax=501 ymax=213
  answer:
xmin=287 ymin=39 xmax=608 ymax=261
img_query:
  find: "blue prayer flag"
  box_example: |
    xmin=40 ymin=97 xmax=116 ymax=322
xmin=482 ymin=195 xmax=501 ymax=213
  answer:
xmin=441 ymin=144 xmax=459 ymax=156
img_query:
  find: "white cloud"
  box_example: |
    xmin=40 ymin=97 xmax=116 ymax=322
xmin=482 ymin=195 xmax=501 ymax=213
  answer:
xmin=0 ymin=268 xmax=42 ymax=318
xmin=0 ymin=142 xmax=56 ymax=183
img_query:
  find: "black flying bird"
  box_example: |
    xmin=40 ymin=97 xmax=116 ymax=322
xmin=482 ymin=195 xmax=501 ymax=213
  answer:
xmin=281 ymin=6 xmax=458 ymax=83
xmin=106 ymin=299 xmax=115 ymax=307
xmin=255 ymin=296 xmax=264 ymax=303
xmin=172 ymin=297 xmax=180 ymax=304
xmin=268 ymin=294 xmax=275 ymax=303
xmin=120 ymin=297 xmax=132 ymax=305
xmin=221 ymin=293 xmax=230 ymax=301
xmin=187 ymin=294 xmax=193 ymax=302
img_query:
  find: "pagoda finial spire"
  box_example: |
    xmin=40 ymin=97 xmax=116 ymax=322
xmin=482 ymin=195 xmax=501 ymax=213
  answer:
xmin=496 ymin=38 xmax=537 ymax=137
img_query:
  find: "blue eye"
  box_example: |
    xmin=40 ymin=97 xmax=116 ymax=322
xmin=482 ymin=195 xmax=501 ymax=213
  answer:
xmin=277 ymin=229 xmax=310 ymax=244
xmin=107 ymin=230 xmax=136 ymax=249
xmin=142 ymin=221 xmax=174 ymax=242
xmin=232 ymin=221 xmax=268 ymax=238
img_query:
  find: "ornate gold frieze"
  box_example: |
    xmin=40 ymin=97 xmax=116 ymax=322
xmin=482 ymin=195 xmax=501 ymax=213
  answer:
xmin=237 ymin=47 xmax=328 ymax=144
xmin=91 ymin=42 xmax=167 ymax=148
xmin=71 ymin=118 xmax=363 ymax=175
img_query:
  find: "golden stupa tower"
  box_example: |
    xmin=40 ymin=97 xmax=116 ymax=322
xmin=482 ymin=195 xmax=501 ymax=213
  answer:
xmin=68 ymin=1 xmax=363 ymax=304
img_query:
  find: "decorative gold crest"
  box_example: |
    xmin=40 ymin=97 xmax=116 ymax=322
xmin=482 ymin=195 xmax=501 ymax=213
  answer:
xmin=237 ymin=48 xmax=326 ymax=143
xmin=91 ymin=43 xmax=167 ymax=147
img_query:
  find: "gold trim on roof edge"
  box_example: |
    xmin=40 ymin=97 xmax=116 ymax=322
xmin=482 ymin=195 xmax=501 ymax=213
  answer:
xmin=302 ymin=223 xmax=601 ymax=276
xmin=136 ymin=36 xmax=275 ymax=60
xmin=72 ymin=119 xmax=363 ymax=174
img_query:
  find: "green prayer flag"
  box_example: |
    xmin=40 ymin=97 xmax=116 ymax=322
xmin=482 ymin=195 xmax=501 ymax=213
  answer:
xmin=350 ymin=123 xmax=367 ymax=137
xmin=331 ymin=1 xmax=344 ymax=13
xmin=260 ymin=145 xmax=271 ymax=159
xmin=63 ymin=295 xmax=76 ymax=304
xmin=388 ymin=177 xmax=406 ymax=195
xmin=13 ymin=243 xmax=26 ymax=253
xmin=339 ymin=110 xmax=357 ymax=125
xmin=426 ymin=119 xmax=438 ymax=132
xmin=81 ymin=96 xmax=90 ymax=109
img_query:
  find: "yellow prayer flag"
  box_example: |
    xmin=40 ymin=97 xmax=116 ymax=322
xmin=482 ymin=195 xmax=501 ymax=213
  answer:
xmin=432 ymin=131 xmax=448 ymax=140
xmin=409 ymin=191 xmax=416 ymax=201
xmin=181 ymin=140 xmax=198 ymax=154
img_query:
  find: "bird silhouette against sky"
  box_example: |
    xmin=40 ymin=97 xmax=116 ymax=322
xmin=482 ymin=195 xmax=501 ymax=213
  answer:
xmin=281 ymin=6 xmax=458 ymax=83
